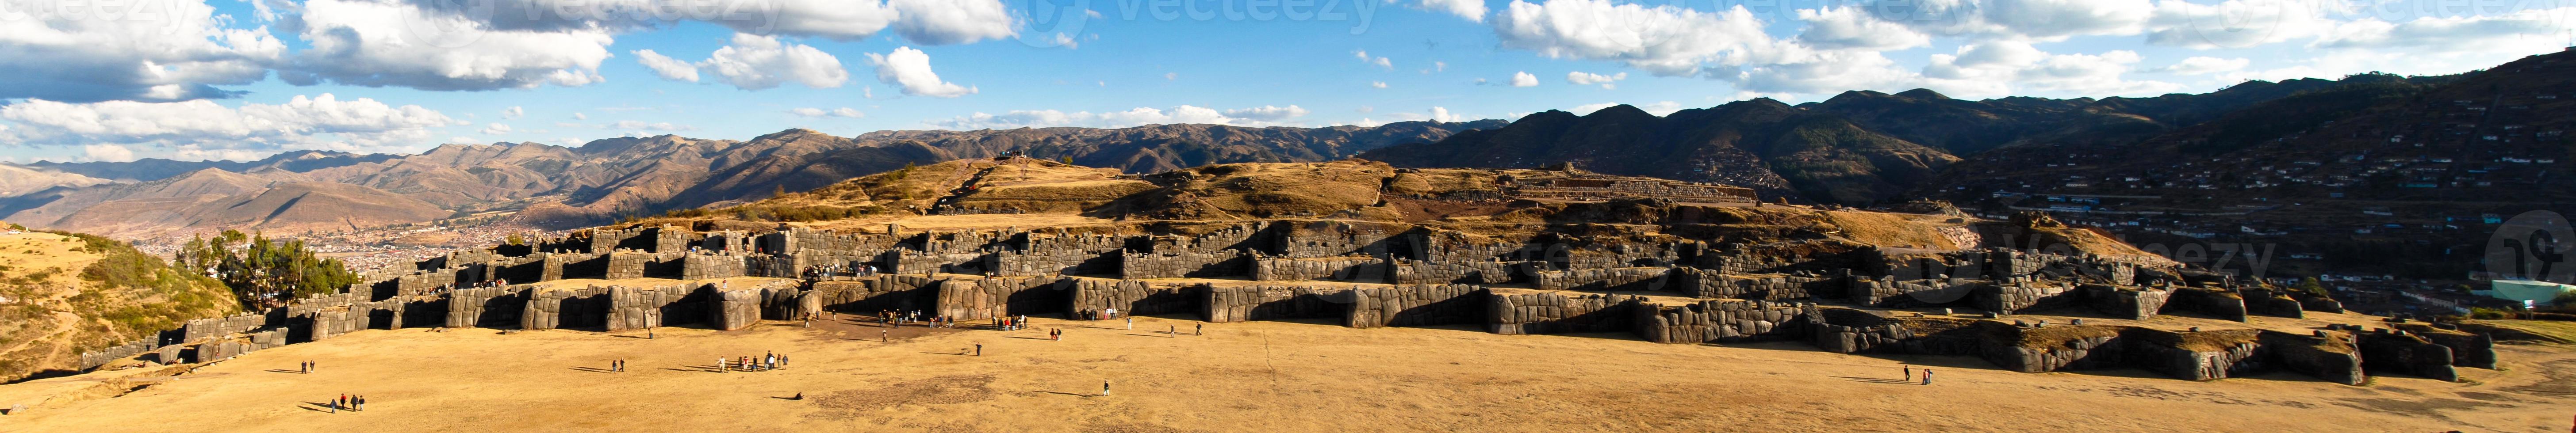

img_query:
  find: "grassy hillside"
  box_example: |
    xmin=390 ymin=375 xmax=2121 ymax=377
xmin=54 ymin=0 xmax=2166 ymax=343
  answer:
xmin=0 ymin=223 xmax=237 ymax=382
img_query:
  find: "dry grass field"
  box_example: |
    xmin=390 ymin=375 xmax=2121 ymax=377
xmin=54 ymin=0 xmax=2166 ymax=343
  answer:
xmin=3 ymin=312 xmax=2569 ymax=433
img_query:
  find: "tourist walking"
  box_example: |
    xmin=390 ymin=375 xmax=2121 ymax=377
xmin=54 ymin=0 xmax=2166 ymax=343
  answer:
xmin=1102 ymin=380 xmax=1111 ymax=396
xmin=1920 ymin=369 xmax=1934 ymax=386
xmin=1903 ymin=367 xmax=1911 ymax=381
xmin=1126 ymin=317 xmax=1134 ymax=330
xmin=975 ymin=344 xmax=983 ymax=357
xmin=718 ymin=357 xmax=726 ymax=373
xmin=1195 ymin=323 xmax=1203 ymax=336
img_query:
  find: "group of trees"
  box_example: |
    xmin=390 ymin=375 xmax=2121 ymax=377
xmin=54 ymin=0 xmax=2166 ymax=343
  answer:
xmin=173 ymin=230 xmax=359 ymax=310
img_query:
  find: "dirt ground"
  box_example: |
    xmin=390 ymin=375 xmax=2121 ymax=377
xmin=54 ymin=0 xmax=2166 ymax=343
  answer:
xmin=3 ymin=313 xmax=2571 ymax=433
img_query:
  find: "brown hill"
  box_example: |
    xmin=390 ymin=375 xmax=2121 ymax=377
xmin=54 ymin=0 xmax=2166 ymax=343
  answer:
xmin=1359 ymin=101 xmax=1959 ymax=205
xmin=0 ymin=228 xmax=238 ymax=383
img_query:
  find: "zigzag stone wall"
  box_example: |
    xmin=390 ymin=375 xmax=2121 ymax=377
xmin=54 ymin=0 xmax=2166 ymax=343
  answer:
xmin=1254 ymin=255 xmax=1390 ymax=282
xmin=1487 ymin=293 xmax=1642 ymax=335
xmin=1345 ymin=284 xmax=1485 ymax=328
xmin=1204 ymin=285 xmax=1350 ymax=323
xmin=1634 ymin=300 xmax=1814 ymax=344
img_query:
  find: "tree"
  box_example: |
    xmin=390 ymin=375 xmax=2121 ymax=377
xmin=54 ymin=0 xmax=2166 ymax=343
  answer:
xmin=2291 ymin=277 xmax=2330 ymax=297
xmin=175 ymin=230 xmax=359 ymax=309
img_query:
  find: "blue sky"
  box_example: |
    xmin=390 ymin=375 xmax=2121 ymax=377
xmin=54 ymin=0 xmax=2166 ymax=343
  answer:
xmin=0 ymin=0 xmax=2571 ymax=163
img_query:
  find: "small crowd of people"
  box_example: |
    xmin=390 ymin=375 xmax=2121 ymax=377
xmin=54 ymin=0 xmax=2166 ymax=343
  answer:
xmin=326 ymin=393 xmax=368 ymax=413
xmin=1073 ymin=308 xmax=1119 ymax=321
xmin=720 ymin=352 xmax=790 ymax=373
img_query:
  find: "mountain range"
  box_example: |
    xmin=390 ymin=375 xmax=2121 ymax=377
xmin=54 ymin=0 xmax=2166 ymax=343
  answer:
xmin=0 ymin=121 xmax=1503 ymax=239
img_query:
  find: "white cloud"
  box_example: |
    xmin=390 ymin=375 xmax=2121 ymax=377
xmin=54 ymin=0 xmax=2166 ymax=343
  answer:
xmin=699 ymin=34 xmax=851 ymax=90
xmin=481 ymin=123 xmax=513 ymax=135
xmin=279 ymin=0 xmax=610 ymax=91
xmin=1370 ymin=81 xmax=1389 ymax=89
xmin=1354 ymin=50 xmax=1391 ymax=68
xmin=866 ymin=47 xmax=977 ymax=98
xmin=1165 ymin=72 xmax=1180 ymax=80
xmin=0 ymin=0 xmax=282 ymax=102
xmin=1221 ymin=105 xmax=1311 ymax=122
xmin=612 ymin=120 xmax=693 ymax=132
xmin=934 ymin=104 xmax=1315 ymax=129
xmin=502 ymin=106 xmax=525 ymax=119
xmin=572 ymin=112 xmax=589 ymax=120
xmin=1920 ymin=42 xmax=2181 ymax=98
xmin=1852 ymin=0 xmax=2154 ymax=42
xmin=0 ymin=94 xmax=457 ymax=156
xmin=83 ymin=144 xmax=137 ymax=163
xmin=2152 ymin=57 xmax=2250 ymax=75
xmin=790 ymin=107 xmax=867 ymax=118
xmin=1492 ymin=0 xmax=1786 ymax=76
xmin=2142 ymin=0 xmax=2342 ymax=49
xmin=1406 ymin=0 xmax=1489 ymax=22
xmin=1566 ymin=71 xmax=1627 ymax=88
xmin=1794 ymin=6 xmax=1931 ymax=51
xmin=1511 ymin=72 xmax=1539 ymax=87
xmin=885 ymin=0 xmax=1019 ymax=45
xmin=633 ymin=49 xmax=702 ymax=82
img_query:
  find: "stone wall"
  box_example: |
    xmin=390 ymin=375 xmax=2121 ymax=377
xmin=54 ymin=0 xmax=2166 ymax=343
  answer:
xmin=1532 ymin=267 xmax=1672 ymax=292
xmin=1675 ymin=270 xmax=1836 ymax=300
xmin=2079 ymin=285 xmax=2170 ymax=320
xmin=1390 ymin=258 xmax=1519 ymax=285
xmin=1204 ymin=285 xmax=1351 ymax=323
xmin=1982 ymin=325 xmax=2128 ymax=373
xmin=1345 ymin=284 xmax=1485 ymax=328
xmin=2259 ymin=330 xmax=2365 ymax=385
xmin=808 ymin=275 xmax=941 ymax=315
xmin=1487 ymin=293 xmax=1641 ymax=335
xmin=1253 ymin=255 xmax=1390 ymax=283
xmin=1975 ymin=280 xmax=2082 ymax=314
xmin=1067 ymin=279 xmax=1203 ymax=319
xmin=937 ymin=276 xmax=1057 ymax=321
xmin=2121 ymin=328 xmax=2264 ymax=381
xmin=2392 ymin=324 xmax=2497 ymax=369
xmin=521 ymin=286 xmax=611 ymax=330
xmin=1634 ymin=300 xmax=1814 ymax=344
xmin=2162 ymin=289 xmax=2250 ymax=322
xmin=2358 ymin=330 xmax=2458 ymax=381
xmin=445 ymin=286 xmax=528 ymax=328
xmin=1119 ymin=249 xmax=1247 ymax=279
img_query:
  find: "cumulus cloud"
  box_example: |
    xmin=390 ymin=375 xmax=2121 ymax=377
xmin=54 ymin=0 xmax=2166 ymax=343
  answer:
xmin=885 ymin=0 xmax=1020 ymax=45
xmin=934 ymin=104 xmax=1314 ymax=129
xmin=633 ymin=49 xmax=702 ymax=82
xmin=279 ymin=0 xmax=611 ymax=91
xmin=790 ymin=107 xmax=867 ymax=118
xmin=502 ymin=106 xmax=525 ymax=119
xmin=481 ymin=123 xmax=513 ymax=135
xmin=1920 ymin=42 xmax=2181 ymax=98
xmin=1794 ymin=6 xmax=1931 ymax=51
xmin=0 ymin=0 xmax=282 ymax=102
xmin=1405 ymin=0 xmax=1489 ymax=21
xmin=1492 ymin=0 xmax=1786 ymax=76
xmin=866 ymin=47 xmax=977 ymax=98
xmin=1511 ymin=72 xmax=1539 ymax=87
xmin=1220 ymin=105 xmax=1311 ymax=122
xmin=1566 ymin=71 xmax=1627 ymax=88
xmin=1852 ymin=0 xmax=2154 ymax=41
xmin=701 ymin=34 xmax=850 ymax=90
xmin=83 ymin=144 xmax=138 ymax=163
xmin=0 ymin=94 xmax=457 ymax=156
xmin=1370 ymin=81 xmax=1389 ymax=88
xmin=1354 ymin=49 xmax=1393 ymax=69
